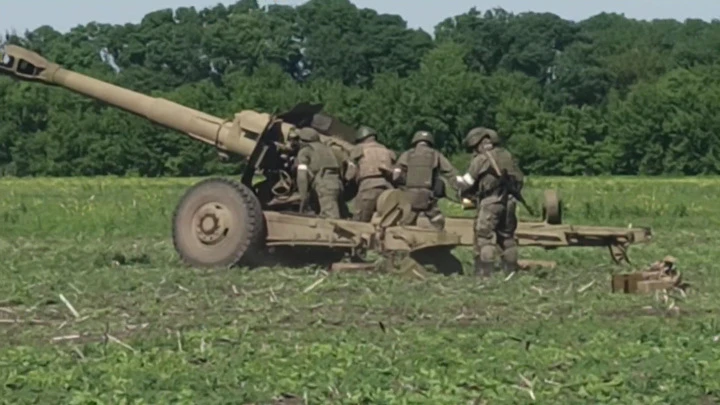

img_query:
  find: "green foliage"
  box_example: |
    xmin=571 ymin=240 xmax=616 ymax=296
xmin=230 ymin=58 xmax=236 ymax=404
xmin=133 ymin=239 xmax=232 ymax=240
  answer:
xmin=2 ymin=1 xmax=720 ymax=176
xmin=1 ymin=176 xmax=720 ymax=403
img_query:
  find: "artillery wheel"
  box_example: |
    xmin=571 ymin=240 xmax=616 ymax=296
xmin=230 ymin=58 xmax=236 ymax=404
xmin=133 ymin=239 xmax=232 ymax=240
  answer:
xmin=172 ymin=178 xmax=266 ymax=268
xmin=541 ymin=189 xmax=563 ymax=225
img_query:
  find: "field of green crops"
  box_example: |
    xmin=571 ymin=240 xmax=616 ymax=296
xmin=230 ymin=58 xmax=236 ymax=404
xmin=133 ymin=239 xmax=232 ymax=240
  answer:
xmin=1 ymin=176 xmax=719 ymax=404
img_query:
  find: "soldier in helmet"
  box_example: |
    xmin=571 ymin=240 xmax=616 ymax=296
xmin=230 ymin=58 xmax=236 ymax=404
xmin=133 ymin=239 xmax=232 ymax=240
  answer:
xmin=455 ymin=127 xmax=524 ymax=276
xmin=392 ymin=130 xmax=459 ymax=230
xmin=346 ymin=125 xmax=397 ymax=222
xmin=292 ymin=127 xmax=343 ymax=219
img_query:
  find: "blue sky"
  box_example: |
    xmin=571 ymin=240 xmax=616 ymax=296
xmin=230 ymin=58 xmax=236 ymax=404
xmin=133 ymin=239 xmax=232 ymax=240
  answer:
xmin=2 ymin=0 xmax=719 ymax=37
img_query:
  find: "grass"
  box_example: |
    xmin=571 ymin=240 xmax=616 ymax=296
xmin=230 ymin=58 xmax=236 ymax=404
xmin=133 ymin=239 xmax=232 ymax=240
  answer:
xmin=0 ymin=175 xmax=719 ymax=404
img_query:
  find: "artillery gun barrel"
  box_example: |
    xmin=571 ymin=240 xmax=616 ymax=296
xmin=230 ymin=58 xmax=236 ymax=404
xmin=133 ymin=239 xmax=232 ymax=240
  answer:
xmin=0 ymin=44 xmax=261 ymax=158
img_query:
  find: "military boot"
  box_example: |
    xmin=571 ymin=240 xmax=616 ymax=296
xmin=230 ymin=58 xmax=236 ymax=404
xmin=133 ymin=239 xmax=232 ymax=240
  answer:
xmin=500 ymin=246 xmax=519 ymax=274
xmin=501 ymin=260 xmax=518 ymax=274
xmin=474 ymin=258 xmax=494 ymax=277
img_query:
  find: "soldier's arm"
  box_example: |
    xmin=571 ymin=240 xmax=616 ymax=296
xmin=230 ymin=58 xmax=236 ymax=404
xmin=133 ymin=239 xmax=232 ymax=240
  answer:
xmin=392 ymin=151 xmax=408 ymax=183
xmin=436 ymin=153 xmax=464 ymax=192
xmin=456 ymin=154 xmax=491 ymax=191
xmin=437 ymin=153 xmax=460 ymax=178
xmin=379 ymin=148 xmax=397 ymax=177
xmin=296 ymin=148 xmax=312 ymax=199
xmin=389 ymin=149 xmax=398 ymax=163
xmin=345 ymin=145 xmax=362 ymax=182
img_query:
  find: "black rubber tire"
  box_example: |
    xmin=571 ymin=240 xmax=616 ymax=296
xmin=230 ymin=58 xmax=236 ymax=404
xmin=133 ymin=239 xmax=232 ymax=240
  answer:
xmin=542 ymin=189 xmax=563 ymax=225
xmin=172 ymin=178 xmax=266 ymax=269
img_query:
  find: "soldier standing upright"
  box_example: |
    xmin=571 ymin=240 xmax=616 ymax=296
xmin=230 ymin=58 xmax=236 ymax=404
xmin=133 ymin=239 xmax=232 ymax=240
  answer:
xmin=455 ymin=127 xmax=524 ymax=276
xmin=392 ymin=130 xmax=459 ymax=230
xmin=346 ymin=125 xmax=397 ymax=222
xmin=293 ymin=127 xmax=343 ymax=219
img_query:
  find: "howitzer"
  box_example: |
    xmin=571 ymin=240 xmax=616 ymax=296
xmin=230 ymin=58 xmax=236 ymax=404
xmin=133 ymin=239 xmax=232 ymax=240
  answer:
xmin=0 ymin=45 xmax=653 ymax=271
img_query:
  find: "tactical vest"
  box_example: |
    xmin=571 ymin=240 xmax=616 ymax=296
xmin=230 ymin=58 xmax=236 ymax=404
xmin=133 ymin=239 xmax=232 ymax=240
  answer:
xmin=479 ymin=148 xmax=523 ymax=193
xmin=404 ymin=145 xmax=436 ymax=189
xmin=357 ymin=142 xmax=393 ymax=181
xmin=303 ymin=142 xmax=340 ymax=177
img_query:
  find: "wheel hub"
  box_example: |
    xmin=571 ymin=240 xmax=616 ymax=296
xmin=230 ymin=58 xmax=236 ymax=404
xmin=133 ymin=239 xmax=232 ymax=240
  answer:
xmin=194 ymin=203 xmax=231 ymax=244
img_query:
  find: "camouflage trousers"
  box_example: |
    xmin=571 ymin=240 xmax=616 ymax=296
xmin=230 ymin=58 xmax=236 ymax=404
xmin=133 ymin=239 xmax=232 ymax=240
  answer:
xmin=403 ymin=188 xmax=445 ymax=230
xmin=474 ymin=197 xmax=518 ymax=275
xmin=408 ymin=201 xmax=445 ymax=230
xmin=312 ymin=175 xmax=342 ymax=219
xmin=353 ymin=187 xmax=387 ymax=222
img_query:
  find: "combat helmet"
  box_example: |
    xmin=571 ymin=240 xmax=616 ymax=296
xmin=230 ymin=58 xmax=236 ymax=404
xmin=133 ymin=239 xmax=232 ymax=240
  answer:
xmin=355 ymin=125 xmax=377 ymax=143
xmin=464 ymin=127 xmax=500 ymax=149
xmin=411 ymin=130 xmax=434 ymax=146
xmin=296 ymin=127 xmax=320 ymax=142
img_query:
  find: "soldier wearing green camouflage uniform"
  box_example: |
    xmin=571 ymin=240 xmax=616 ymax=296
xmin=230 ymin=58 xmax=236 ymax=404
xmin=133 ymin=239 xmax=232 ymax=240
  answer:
xmin=456 ymin=127 xmax=524 ymax=276
xmin=325 ymin=135 xmax=354 ymax=219
xmin=346 ymin=126 xmax=397 ymax=222
xmin=293 ymin=127 xmax=343 ymax=219
xmin=393 ymin=130 xmax=459 ymax=230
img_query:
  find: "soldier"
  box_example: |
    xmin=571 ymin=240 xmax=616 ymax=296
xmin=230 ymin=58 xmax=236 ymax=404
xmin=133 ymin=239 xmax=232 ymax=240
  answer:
xmin=327 ymin=139 xmax=354 ymax=220
xmin=293 ymin=127 xmax=343 ymax=219
xmin=455 ymin=127 xmax=524 ymax=276
xmin=346 ymin=125 xmax=396 ymax=222
xmin=392 ymin=130 xmax=459 ymax=230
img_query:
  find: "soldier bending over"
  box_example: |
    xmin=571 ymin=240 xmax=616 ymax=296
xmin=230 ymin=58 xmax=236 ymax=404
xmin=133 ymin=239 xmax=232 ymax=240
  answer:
xmin=393 ymin=130 xmax=459 ymax=230
xmin=346 ymin=126 xmax=397 ymax=222
xmin=293 ymin=127 xmax=343 ymax=219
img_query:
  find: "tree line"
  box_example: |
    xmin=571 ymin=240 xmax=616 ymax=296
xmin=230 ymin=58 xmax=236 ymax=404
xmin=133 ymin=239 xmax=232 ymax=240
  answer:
xmin=2 ymin=0 xmax=720 ymax=177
